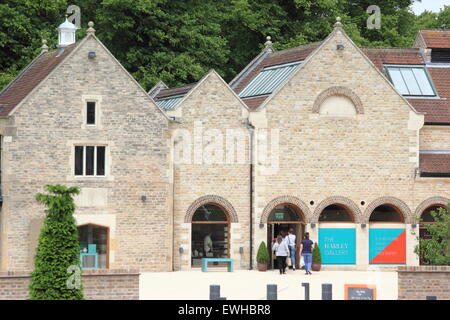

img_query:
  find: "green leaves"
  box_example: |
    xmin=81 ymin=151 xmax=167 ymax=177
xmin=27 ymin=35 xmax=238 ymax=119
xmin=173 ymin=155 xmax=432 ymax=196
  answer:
xmin=415 ymin=204 xmax=450 ymax=266
xmin=30 ymin=184 xmax=83 ymax=300
xmin=0 ymin=0 xmax=445 ymax=93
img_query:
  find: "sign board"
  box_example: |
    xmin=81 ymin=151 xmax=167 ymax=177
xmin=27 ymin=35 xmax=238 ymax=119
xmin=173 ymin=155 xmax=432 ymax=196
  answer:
xmin=369 ymin=228 xmax=406 ymax=264
xmin=274 ymin=212 xmax=284 ymax=220
xmin=345 ymin=284 xmax=376 ymax=300
xmin=318 ymin=228 xmax=356 ymax=264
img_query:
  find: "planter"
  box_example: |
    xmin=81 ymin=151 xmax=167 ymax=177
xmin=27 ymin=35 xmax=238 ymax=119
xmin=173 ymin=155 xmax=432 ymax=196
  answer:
xmin=257 ymin=263 xmax=268 ymax=272
xmin=312 ymin=262 xmax=321 ymax=271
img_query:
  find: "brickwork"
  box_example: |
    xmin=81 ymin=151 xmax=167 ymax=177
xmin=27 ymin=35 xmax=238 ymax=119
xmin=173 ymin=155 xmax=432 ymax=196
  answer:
xmin=0 ymin=35 xmax=171 ymax=272
xmin=397 ymin=266 xmax=450 ymax=300
xmin=0 ymin=269 xmax=139 ymax=300
xmin=170 ymin=71 xmax=251 ymax=270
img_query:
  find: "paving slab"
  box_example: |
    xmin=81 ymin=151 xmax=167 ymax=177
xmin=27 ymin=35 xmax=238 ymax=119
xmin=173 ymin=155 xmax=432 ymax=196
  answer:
xmin=140 ymin=269 xmax=398 ymax=300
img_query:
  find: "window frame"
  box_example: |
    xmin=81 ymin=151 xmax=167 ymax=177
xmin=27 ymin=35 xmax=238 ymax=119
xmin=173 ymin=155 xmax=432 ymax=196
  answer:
xmin=384 ymin=64 xmax=438 ymax=98
xmin=86 ymin=101 xmax=96 ymax=126
xmin=74 ymin=145 xmax=107 ymax=177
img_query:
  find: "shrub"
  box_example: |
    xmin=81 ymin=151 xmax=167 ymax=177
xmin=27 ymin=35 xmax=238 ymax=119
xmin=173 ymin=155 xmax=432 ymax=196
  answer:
xmin=256 ymin=241 xmax=270 ymax=264
xmin=29 ymin=185 xmax=84 ymax=300
xmin=415 ymin=204 xmax=450 ymax=265
xmin=312 ymin=244 xmax=322 ymax=264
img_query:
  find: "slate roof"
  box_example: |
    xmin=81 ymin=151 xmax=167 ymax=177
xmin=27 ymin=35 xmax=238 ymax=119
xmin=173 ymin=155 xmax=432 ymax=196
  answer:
xmin=0 ymin=44 xmax=77 ymax=117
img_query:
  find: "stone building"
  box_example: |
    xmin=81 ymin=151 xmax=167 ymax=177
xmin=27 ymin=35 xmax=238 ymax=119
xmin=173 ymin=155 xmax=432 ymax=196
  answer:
xmin=0 ymin=17 xmax=448 ymax=273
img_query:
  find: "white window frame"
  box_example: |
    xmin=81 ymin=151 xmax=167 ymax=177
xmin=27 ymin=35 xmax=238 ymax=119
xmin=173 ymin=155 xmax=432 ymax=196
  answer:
xmin=74 ymin=145 xmax=107 ymax=177
xmin=384 ymin=64 xmax=438 ymax=97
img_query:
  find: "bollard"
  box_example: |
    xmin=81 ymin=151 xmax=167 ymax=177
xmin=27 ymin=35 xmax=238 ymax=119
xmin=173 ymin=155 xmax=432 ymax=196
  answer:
xmin=426 ymin=296 xmax=437 ymax=300
xmin=322 ymin=283 xmax=332 ymax=300
xmin=210 ymin=285 xmax=221 ymax=300
xmin=267 ymin=284 xmax=277 ymax=300
xmin=302 ymin=282 xmax=310 ymax=300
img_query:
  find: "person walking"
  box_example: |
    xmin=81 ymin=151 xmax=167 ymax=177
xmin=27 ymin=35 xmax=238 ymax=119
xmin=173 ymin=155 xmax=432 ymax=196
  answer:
xmin=299 ymin=232 xmax=314 ymax=275
xmin=272 ymin=235 xmax=289 ymax=275
xmin=287 ymin=228 xmax=297 ymax=271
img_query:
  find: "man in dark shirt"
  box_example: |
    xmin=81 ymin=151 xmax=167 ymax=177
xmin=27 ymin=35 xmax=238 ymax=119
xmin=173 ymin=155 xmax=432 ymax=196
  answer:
xmin=300 ymin=232 xmax=314 ymax=275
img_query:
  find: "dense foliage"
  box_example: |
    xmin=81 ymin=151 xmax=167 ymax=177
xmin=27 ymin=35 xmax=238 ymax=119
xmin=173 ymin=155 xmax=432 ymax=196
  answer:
xmin=415 ymin=205 xmax=450 ymax=266
xmin=1 ymin=1 xmax=450 ymax=90
xmin=29 ymin=185 xmax=83 ymax=300
xmin=256 ymin=241 xmax=270 ymax=264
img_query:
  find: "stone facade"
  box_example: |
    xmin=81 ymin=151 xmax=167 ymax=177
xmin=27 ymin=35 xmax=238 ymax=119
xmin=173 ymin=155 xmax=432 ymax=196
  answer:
xmin=0 ymin=24 xmax=448 ymax=275
xmin=0 ymin=35 xmax=172 ymax=272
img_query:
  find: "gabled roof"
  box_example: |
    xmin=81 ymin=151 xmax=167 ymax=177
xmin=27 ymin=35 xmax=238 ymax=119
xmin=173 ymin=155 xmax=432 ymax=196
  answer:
xmin=0 ymin=44 xmax=77 ymax=117
xmin=153 ymin=82 xmax=197 ymax=110
xmin=417 ymin=30 xmax=450 ymax=49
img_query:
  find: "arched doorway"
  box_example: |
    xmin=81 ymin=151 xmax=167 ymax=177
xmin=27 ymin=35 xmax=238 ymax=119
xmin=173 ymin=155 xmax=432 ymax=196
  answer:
xmin=78 ymin=224 xmax=109 ymax=269
xmin=419 ymin=205 xmax=446 ymax=265
xmin=318 ymin=204 xmax=356 ymax=265
xmin=266 ymin=204 xmax=305 ymax=270
xmin=368 ymin=205 xmax=406 ymax=265
xmin=191 ymin=204 xmax=230 ymax=268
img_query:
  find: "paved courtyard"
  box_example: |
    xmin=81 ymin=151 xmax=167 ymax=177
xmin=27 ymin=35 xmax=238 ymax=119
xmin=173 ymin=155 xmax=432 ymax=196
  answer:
xmin=140 ymin=269 xmax=398 ymax=300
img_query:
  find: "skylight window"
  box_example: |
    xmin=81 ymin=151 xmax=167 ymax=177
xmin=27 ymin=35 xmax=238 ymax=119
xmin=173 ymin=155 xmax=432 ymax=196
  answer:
xmin=385 ymin=66 xmax=436 ymax=97
xmin=239 ymin=61 xmax=302 ymax=98
xmin=156 ymin=94 xmax=185 ymax=110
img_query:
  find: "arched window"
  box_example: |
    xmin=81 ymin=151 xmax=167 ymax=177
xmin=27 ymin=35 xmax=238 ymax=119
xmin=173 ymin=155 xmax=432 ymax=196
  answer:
xmin=420 ymin=205 xmax=444 ymax=223
xmin=191 ymin=204 xmax=229 ymax=267
xmin=78 ymin=224 xmax=109 ymax=269
xmin=267 ymin=204 xmax=303 ymax=223
xmin=369 ymin=205 xmax=404 ymax=222
xmin=319 ymin=205 xmax=353 ymax=222
xmin=319 ymin=96 xmax=357 ymax=117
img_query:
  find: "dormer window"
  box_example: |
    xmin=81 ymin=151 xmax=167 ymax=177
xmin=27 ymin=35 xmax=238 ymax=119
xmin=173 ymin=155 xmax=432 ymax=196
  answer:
xmin=86 ymin=102 xmax=96 ymax=125
xmin=385 ymin=65 xmax=436 ymax=97
xmin=431 ymin=49 xmax=450 ymax=63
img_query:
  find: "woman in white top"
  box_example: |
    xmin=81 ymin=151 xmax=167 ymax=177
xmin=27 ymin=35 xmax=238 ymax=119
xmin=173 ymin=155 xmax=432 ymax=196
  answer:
xmin=287 ymin=228 xmax=296 ymax=271
xmin=272 ymin=235 xmax=290 ymax=274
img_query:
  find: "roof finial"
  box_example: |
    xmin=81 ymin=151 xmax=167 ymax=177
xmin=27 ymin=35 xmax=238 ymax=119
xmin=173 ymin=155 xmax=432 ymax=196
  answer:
xmin=87 ymin=21 xmax=96 ymax=35
xmin=41 ymin=39 xmax=48 ymax=53
xmin=334 ymin=16 xmax=342 ymax=28
xmin=264 ymin=36 xmax=273 ymax=51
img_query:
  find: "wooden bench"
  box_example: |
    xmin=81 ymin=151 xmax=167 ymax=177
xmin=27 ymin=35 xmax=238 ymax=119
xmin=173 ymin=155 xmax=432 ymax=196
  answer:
xmin=201 ymin=258 xmax=234 ymax=272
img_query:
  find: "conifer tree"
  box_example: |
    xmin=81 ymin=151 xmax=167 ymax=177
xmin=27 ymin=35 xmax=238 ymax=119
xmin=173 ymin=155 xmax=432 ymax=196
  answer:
xmin=29 ymin=185 xmax=83 ymax=300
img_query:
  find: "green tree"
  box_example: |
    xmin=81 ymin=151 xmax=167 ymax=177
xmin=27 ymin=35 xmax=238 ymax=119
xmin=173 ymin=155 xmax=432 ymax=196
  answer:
xmin=29 ymin=185 xmax=83 ymax=300
xmin=256 ymin=241 xmax=270 ymax=264
xmin=415 ymin=204 xmax=450 ymax=266
xmin=312 ymin=243 xmax=321 ymax=263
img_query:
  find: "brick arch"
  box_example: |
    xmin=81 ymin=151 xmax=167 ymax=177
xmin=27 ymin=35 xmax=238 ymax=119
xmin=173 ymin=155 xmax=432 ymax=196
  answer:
xmin=364 ymin=197 xmax=412 ymax=223
xmin=260 ymin=196 xmax=311 ymax=223
xmin=184 ymin=195 xmax=238 ymax=223
xmin=414 ymin=197 xmax=450 ymax=222
xmin=312 ymin=196 xmax=362 ymax=223
xmin=312 ymin=86 xmax=364 ymax=114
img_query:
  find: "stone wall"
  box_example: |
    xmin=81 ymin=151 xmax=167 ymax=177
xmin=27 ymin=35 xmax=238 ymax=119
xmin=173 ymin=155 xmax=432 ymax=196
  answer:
xmin=0 ymin=269 xmax=139 ymax=300
xmin=0 ymin=34 xmax=172 ymax=272
xmin=398 ymin=266 xmax=450 ymax=300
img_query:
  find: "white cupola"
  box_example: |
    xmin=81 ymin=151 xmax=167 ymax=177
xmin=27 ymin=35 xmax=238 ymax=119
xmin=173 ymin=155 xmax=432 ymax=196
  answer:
xmin=57 ymin=17 xmax=77 ymax=47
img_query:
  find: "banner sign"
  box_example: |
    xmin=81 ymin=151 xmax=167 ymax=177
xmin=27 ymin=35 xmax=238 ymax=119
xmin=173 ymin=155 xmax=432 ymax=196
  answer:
xmin=318 ymin=228 xmax=356 ymax=264
xmin=369 ymin=228 xmax=406 ymax=264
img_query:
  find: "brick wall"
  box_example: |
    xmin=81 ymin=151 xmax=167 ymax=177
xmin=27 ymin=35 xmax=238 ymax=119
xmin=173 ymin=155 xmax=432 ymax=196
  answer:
xmin=398 ymin=266 xmax=450 ymax=300
xmin=0 ymin=269 xmax=139 ymax=300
